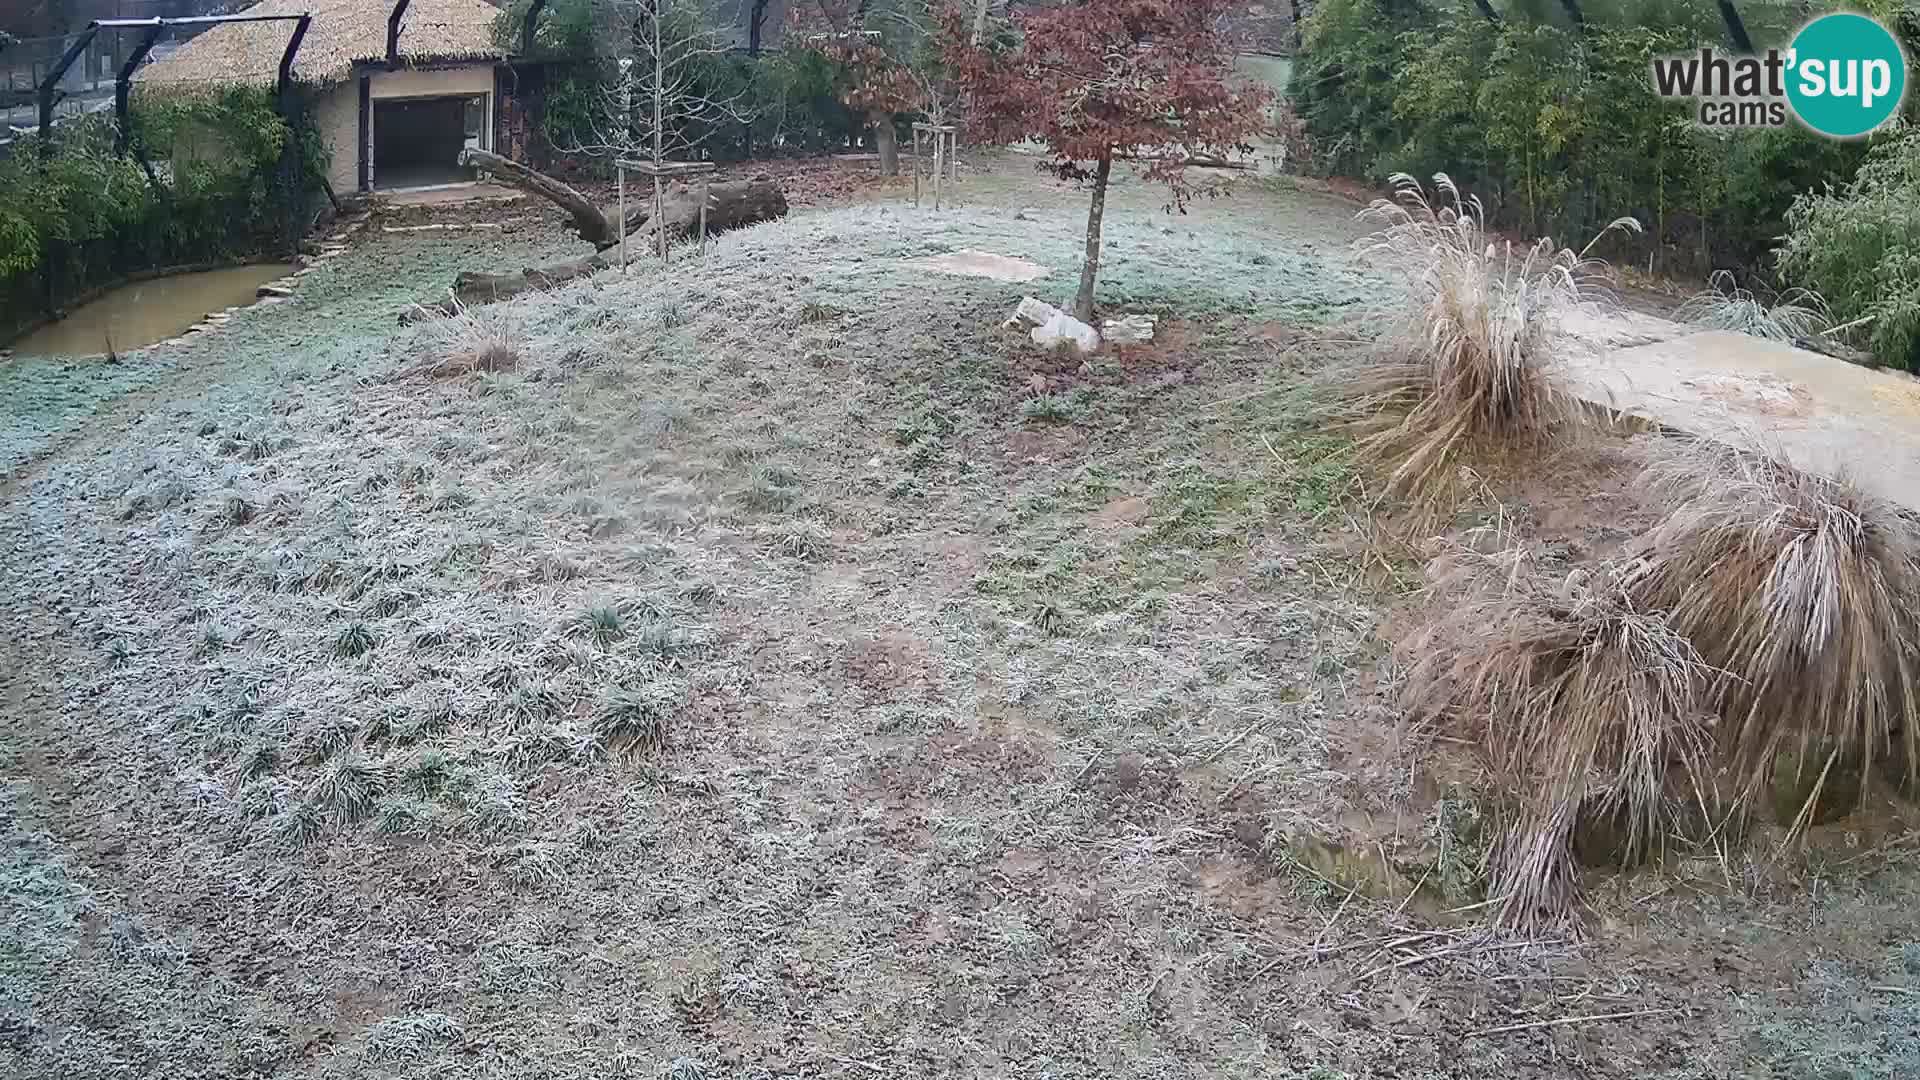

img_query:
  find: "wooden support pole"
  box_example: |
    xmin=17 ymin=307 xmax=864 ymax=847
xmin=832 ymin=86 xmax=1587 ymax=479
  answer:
xmin=38 ymin=27 xmax=99 ymax=157
xmin=115 ymin=25 xmax=164 ymax=156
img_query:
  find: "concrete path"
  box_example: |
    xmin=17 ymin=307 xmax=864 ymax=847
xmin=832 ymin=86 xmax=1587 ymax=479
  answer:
xmin=1557 ymin=314 xmax=1920 ymax=513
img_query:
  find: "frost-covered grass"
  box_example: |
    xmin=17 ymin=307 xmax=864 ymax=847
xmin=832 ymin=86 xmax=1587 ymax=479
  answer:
xmin=0 ymin=227 xmax=580 ymax=472
xmin=2 ymin=163 xmax=1915 ymax=1080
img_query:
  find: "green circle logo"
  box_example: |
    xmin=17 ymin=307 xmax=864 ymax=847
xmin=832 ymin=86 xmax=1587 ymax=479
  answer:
xmin=1786 ymin=13 xmax=1907 ymax=138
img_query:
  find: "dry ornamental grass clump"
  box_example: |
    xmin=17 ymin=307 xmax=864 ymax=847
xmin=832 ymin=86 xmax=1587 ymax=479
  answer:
xmin=1409 ymin=441 xmax=1920 ymax=929
xmin=1330 ymin=173 xmax=1638 ymax=520
xmin=1403 ymin=543 xmax=1717 ymax=932
xmin=1675 ymin=270 xmax=1832 ymax=343
xmin=395 ymin=300 xmax=524 ymax=379
xmin=1625 ymin=439 xmax=1920 ymax=824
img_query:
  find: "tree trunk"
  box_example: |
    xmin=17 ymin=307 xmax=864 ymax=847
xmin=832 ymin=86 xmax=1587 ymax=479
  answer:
xmin=1073 ymin=150 xmax=1113 ymax=323
xmin=1289 ymin=0 xmax=1304 ymax=48
xmin=459 ymin=147 xmax=789 ymax=252
xmin=871 ymin=111 xmax=899 ymax=177
xmin=445 ymin=253 xmax=612 ymax=311
xmin=459 ymin=147 xmax=614 ymax=246
xmin=1717 ymin=1 xmax=1754 ymax=53
xmin=972 ymin=0 xmax=993 ymax=43
xmin=1468 ymin=0 xmax=1499 ymax=22
xmin=1556 ymin=0 xmax=1586 ymax=32
xmin=746 ymin=0 xmax=770 ymax=156
xmin=749 ymin=0 xmax=769 ymax=55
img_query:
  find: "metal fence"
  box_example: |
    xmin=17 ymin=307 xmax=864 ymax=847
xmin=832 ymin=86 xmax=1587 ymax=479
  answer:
xmin=2 ymin=4 xmax=226 ymax=139
xmin=3 ymin=33 xmax=121 ymax=136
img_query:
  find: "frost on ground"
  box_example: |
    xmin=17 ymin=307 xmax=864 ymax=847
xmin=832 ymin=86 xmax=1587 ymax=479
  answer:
xmin=2 ymin=184 xmax=1917 ymax=1079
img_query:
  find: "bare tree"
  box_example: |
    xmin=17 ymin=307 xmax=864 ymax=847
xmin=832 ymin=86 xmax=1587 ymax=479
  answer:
xmin=970 ymin=0 xmax=992 ymax=43
xmin=550 ymin=0 xmax=753 ymax=256
xmin=554 ymin=0 xmax=751 ymax=168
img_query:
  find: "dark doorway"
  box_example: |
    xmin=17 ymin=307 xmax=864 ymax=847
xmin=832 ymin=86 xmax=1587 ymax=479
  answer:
xmin=371 ymin=95 xmax=482 ymax=189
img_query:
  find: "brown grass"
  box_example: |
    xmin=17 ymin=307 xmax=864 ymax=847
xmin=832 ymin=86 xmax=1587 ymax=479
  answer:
xmin=1625 ymin=439 xmax=1920 ymax=825
xmin=397 ymin=301 xmax=523 ymax=379
xmin=1403 ymin=541 xmax=1717 ymax=931
xmin=1329 ymin=173 xmax=1637 ymax=522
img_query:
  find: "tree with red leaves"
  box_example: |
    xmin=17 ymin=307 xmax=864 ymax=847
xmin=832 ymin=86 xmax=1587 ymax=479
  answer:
xmin=948 ymin=0 xmax=1271 ymax=320
xmin=792 ymin=1 xmax=940 ymax=177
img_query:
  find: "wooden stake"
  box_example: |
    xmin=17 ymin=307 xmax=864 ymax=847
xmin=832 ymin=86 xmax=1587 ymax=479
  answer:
xmin=654 ymin=173 xmax=665 ymax=264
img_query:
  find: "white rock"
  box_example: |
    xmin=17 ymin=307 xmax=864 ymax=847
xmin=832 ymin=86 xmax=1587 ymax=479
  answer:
xmin=1031 ymin=312 xmax=1100 ymax=355
xmin=1004 ymin=295 xmax=1061 ymax=329
xmin=256 ymin=284 xmax=294 ymax=298
xmin=1004 ymin=295 xmax=1100 ymax=355
xmin=1103 ymin=314 xmax=1157 ymax=346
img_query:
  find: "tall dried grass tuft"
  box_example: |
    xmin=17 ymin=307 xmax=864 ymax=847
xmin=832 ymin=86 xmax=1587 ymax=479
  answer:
xmin=396 ymin=300 xmax=524 ymax=380
xmin=1331 ymin=173 xmax=1638 ymax=519
xmin=1403 ymin=542 xmax=1716 ymax=931
xmin=1626 ymin=439 xmax=1920 ymax=823
xmin=1675 ymin=270 xmax=1831 ymax=343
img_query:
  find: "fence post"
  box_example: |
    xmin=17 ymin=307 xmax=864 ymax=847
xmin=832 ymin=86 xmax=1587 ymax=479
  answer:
xmin=115 ymin=23 xmax=164 ymax=156
xmin=37 ymin=26 xmax=100 ymax=159
xmin=276 ymin=16 xmax=313 ymax=254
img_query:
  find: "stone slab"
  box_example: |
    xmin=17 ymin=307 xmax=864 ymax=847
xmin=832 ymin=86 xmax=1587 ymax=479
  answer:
xmin=1559 ymin=329 xmax=1920 ymax=513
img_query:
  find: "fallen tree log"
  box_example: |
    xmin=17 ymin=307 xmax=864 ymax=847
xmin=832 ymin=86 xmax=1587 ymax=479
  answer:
xmin=458 ymin=148 xmax=614 ymax=246
xmin=400 ymin=252 xmax=613 ymax=321
xmin=453 ymin=252 xmax=611 ymax=308
xmin=1114 ymin=152 xmax=1255 ymax=170
xmin=612 ymin=179 xmax=790 ymax=251
xmin=457 ymin=148 xmax=790 ymax=251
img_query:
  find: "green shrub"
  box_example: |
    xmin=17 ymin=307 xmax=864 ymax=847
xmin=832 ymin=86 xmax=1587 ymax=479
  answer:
xmin=1 ymin=87 xmax=322 ymax=341
xmin=1290 ymin=0 xmax=1882 ymax=276
xmin=1781 ymin=129 xmax=1920 ymax=371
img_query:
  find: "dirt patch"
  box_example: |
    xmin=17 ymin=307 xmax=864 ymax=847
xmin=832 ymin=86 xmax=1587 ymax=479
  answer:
xmin=1488 ymin=436 xmax=1663 ymax=559
xmin=841 ymin=632 xmax=937 ymax=701
xmin=908 ymin=250 xmax=1051 ymax=282
xmin=1090 ymin=495 xmax=1150 ymax=532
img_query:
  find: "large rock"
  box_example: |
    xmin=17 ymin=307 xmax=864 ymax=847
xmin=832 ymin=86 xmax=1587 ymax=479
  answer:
xmin=1103 ymin=313 xmax=1157 ymax=346
xmin=1004 ymin=296 xmax=1099 ymax=355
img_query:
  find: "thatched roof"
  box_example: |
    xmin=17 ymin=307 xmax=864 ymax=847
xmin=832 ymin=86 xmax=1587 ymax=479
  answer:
xmin=137 ymin=0 xmax=506 ymax=90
